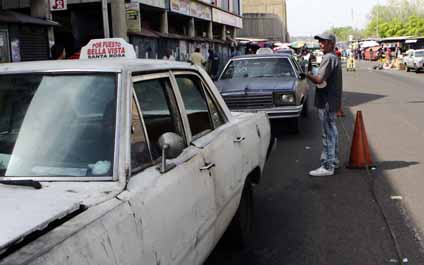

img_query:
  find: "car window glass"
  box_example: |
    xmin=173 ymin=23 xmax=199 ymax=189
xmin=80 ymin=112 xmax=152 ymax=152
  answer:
xmin=133 ymin=78 xmax=184 ymax=161
xmin=131 ymin=97 xmax=152 ymax=173
xmin=415 ymin=51 xmax=424 ymax=57
xmin=176 ymin=75 xmax=213 ymax=138
xmin=291 ymin=58 xmax=302 ymax=73
xmin=204 ymin=87 xmax=225 ymax=128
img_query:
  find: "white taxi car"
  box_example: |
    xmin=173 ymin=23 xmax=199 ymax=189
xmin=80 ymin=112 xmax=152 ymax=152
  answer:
xmin=0 ymin=39 xmax=273 ymax=265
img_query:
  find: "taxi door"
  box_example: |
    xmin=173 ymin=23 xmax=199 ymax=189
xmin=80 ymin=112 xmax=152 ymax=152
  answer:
xmin=123 ymin=73 xmax=216 ymax=265
xmin=171 ymin=71 xmax=245 ymax=242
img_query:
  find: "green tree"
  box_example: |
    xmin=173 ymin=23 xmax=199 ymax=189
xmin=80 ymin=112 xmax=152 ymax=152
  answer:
xmin=364 ymin=0 xmax=424 ymax=37
xmin=326 ymin=26 xmax=363 ymax=41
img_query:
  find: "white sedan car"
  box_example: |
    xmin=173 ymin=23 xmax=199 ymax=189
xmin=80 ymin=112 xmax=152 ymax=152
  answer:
xmin=404 ymin=49 xmax=424 ymax=73
xmin=0 ymin=39 xmax=273 ymax=265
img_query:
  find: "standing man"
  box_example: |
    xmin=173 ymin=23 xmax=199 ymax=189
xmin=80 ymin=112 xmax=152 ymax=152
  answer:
xmin=306 ymin=33 xmax=343 ymax=177
xmin=190 ymin=48 xmax=206 ymax=68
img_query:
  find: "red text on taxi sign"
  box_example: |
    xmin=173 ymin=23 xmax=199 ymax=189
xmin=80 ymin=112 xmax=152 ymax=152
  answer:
xmin=80 ymin=38 xmax=137 ymax=60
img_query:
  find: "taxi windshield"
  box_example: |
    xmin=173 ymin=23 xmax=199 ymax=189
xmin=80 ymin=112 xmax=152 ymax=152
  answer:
xmin=0 ymin=73 xmax=117 ymax=178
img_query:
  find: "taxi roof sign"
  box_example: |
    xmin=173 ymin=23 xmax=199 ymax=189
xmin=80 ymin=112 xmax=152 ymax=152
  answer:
xmin=80 ymin=38 xmax=136 ymax=60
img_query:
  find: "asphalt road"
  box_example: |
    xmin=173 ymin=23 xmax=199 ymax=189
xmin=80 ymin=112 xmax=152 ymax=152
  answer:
xmin=205 ymin=61 xmax=424 ymax=265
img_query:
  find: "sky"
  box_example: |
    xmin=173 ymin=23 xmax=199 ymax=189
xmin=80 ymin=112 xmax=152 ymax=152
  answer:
xmin=286 ymin=0 xmax=386 ymax=36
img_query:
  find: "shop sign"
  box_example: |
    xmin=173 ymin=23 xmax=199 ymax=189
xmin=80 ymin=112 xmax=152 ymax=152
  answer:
xmin=171 ymin=0 xmax=190 ymax=16
xmin=212 ymin=8 xmax=242 ymax=28
xmin=190 ymin=1 xmax=211 ymax=20
xmin=126 ymin=3 xmax=142 ymax=32
xmin=49 ymin=0 xmax=67 ymax=11
xmin=171 ymin=0 xmax=212 ymax=21
xmin=131 ymin=0 xmax=165 ymax=9
xmin=80 ymin=38 xmax=137 ymax=60
xmin=171 ymin=0 xmax=211 ymax=21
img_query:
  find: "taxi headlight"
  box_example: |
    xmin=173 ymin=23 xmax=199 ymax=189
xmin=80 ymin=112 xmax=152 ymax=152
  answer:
xmin=274 ymin=92 xmax=296 ymax=106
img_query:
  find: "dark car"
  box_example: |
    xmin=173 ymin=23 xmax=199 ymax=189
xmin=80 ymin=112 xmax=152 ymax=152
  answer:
xmin=215 ymin=54 xmax=310 ymax=132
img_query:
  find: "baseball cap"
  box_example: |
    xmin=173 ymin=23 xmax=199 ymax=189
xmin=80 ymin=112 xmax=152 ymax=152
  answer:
xmin=314 ymin=33 xmax=336 ymax=43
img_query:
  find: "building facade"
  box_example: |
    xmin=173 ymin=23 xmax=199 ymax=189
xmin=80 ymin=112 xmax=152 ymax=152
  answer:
xmin=1 ymin=0 xmax=242 ymax=67
xmin=242 ymin=0 xmax=288 ymax=42
xmin=238 ymin=13 xmax=284 ymax=41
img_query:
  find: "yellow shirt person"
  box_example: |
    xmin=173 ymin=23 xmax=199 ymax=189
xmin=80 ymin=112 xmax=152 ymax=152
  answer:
xmin=190 ymin=48 xmax=206 ymax=68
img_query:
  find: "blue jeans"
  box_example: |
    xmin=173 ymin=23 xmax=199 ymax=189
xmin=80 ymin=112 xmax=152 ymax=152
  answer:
xmin=318 ymin=105 xmax=339 ymax=170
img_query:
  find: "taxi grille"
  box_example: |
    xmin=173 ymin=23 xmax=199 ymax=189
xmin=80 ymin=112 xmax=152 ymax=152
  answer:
xmin=223 ymin=94 xmax=274 ymax=109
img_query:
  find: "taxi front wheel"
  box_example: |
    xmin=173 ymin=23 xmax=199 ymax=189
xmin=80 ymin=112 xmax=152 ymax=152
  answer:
xmin=228 ymin=179 xmax=254 ymax=247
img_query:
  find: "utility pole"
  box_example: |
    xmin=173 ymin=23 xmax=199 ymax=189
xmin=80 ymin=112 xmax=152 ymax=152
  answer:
xmin=376 ymin=0 xmax=380 ymax=38
xmin=102 ymin=0 xmax=110 ymax=38
xmin=31 ymin=0 xmax=54 ymax=45
xmin=111 ymin=0 xmax=128 ymax=40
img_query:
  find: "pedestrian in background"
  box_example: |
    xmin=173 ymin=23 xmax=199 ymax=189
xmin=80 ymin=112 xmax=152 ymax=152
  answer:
xmin=306 ymin=33 xmax=343 ymax=177
xmin=51 ymin=43 xmax=66 ymax=60
xmin=163 ymin=48 xmax=175 ymax=60
xmin=190 ymin=48 xmax=206 ymax=68
xmin=231 ymin=46 xmax=241 ymax=57
xmin=335 ymin=47 xmax=342 ymax=59
xmin=386 ymin=48 xmax=392 ymax=65
xmin=334 ymin=48 xmax=345 ymax=117
xmin=207 ymin=49 xmax=220 ymax=79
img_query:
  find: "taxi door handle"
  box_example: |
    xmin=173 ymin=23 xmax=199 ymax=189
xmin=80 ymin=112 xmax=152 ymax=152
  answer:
xmin=200 ymin=163 xmax=216 ymax=171
xmin=234 ymin=137 xmax=246 ymax=143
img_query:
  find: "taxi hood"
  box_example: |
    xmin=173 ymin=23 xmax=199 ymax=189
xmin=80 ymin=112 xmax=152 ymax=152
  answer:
xmin=0 ymin=182 xmax=123 ymax=255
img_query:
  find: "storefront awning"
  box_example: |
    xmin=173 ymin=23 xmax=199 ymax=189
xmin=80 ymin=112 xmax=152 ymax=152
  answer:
xmin=0 ymin=11 xmax=60 ymax=27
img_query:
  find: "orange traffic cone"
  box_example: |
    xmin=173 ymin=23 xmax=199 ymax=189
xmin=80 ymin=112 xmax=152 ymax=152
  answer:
xmin=347 ymin=111 xmax=373 ymax=169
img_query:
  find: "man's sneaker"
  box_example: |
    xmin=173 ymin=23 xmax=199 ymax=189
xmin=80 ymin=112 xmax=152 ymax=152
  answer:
xmin=309 ymin=166 xmax=334 ymax=177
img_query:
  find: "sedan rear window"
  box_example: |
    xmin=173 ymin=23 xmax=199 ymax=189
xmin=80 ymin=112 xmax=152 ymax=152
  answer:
xmin=0 ymin=73 xmax=117 ymax=178
xmin=221 ymin=58 xmax=295 ymax=80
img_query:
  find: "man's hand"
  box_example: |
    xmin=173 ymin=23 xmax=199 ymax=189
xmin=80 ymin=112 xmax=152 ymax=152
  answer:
xmin=306 ymin=72 xmax=324 ymax=85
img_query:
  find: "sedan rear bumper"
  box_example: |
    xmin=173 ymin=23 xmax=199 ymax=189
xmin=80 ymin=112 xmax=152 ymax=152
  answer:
xmin=231 ymin=104 xmax=304 ymax=119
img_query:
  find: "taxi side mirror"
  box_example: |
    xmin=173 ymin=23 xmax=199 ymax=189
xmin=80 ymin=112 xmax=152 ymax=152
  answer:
xmin=158 ymin=132 xmax=185 ymax=173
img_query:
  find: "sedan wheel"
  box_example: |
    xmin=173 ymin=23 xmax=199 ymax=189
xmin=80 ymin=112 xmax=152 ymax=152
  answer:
xmin=301 ymin=99 xmax=309 ymax=118
xmin=289 ymin=117 xmax=301 ymax=134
